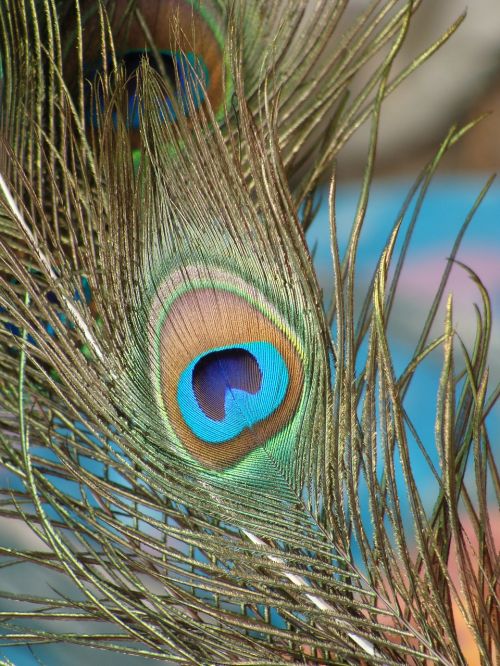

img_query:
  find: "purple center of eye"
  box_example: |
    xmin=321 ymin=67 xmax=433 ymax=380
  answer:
xmin=192 ymin=348 xmax=262 ymax=421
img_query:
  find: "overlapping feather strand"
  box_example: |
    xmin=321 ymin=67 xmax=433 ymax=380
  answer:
xmin=0 ymin=1 xmax=498 ymax=664
xmin=41 ymin=1 xmax=462 ymax=209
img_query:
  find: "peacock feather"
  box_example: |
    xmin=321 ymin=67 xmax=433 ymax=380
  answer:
xmin=11 ymin=0 xmax=456 ymax=207
xmin=0 ymin=1 xmax=498 ymax=664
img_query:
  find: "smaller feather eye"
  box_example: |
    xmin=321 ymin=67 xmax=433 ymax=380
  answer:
xmin=102 ymin=49 xmax=209 ymax=130
xmin=149 ymin=269 xmax=304 ymax=470
xmin=66 ymin=0 xmax=228 ymax=147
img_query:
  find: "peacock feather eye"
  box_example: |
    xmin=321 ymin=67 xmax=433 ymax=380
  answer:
xmin=118 ymin=50 xmax=209 ymax=129
xmin=70 ymin=0 xmax=229 ymax=147
xmin=149 ymin=268 xmax=304 ymax=471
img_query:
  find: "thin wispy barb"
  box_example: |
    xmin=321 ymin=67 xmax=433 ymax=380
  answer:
xmin=0 ymin=1 xmax=498 ymax=664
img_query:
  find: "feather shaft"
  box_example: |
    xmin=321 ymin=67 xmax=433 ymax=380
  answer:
xmin=241 ymin=528 xmax=380 ymax=660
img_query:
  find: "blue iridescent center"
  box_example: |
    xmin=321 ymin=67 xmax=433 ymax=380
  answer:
xmin=177 ymin=342 xmax=289 ymax=444
xmin=87 ymin=50 xmax=209 ymax=129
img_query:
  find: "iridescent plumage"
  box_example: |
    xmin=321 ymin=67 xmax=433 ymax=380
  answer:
xmin=0 ymin=2 xmax=497 ymax=664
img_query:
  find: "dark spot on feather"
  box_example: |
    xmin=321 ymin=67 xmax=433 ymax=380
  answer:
xmin=86 ymin=50 xmax=208 ymax=130
xmin=192 ymin=348 xmax=262 ymax=421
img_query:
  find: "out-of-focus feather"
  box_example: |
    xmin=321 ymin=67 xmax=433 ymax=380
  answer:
xmin=0 ymin=1 xmax=497 ymax=664
xmin=1 ymin=0 xmax=459 ymax=209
